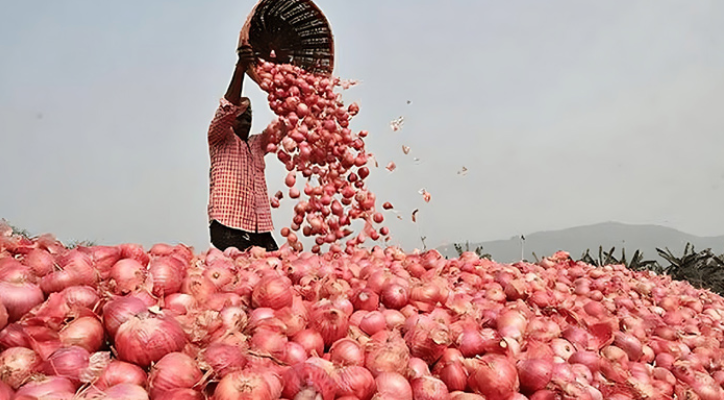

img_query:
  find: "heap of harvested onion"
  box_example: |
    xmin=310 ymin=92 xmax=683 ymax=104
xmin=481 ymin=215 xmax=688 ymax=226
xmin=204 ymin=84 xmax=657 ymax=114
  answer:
xmin=2 ymin=228 xmax=724 ymax=400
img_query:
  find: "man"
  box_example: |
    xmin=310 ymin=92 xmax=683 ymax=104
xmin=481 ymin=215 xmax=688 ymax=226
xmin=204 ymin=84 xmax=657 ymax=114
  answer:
xmin=207 ymin=47 xmax=278 ymax=252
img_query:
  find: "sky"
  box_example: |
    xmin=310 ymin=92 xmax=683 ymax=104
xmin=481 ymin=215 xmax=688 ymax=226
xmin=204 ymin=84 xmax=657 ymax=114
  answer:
xmin=1 ymin=1 xmax=723 ymax=253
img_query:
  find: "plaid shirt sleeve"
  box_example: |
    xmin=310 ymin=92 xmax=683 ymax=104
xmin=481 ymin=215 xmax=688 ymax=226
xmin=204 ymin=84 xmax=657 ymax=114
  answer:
xmin=208 ymin=98 xmax=249 ymax=146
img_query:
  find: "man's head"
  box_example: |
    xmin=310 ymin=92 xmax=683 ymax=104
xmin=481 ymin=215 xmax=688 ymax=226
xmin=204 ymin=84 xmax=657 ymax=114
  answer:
xmin=233 ymin=99 xmax=252 ymax=140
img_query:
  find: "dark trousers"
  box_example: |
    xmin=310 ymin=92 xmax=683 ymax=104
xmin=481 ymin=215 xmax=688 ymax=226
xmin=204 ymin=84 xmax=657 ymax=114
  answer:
xmin=209 ymin=220 xmax=279 ymax=252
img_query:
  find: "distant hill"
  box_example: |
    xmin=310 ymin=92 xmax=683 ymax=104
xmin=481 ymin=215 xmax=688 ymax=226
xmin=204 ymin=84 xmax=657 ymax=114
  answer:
xmin=437 ymin=222 xmax=724 ymax=264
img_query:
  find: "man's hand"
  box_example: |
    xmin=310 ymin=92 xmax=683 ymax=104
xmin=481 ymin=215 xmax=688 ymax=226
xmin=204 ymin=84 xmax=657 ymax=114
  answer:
xmin=237 ymin=46 xmax=255 ymax=69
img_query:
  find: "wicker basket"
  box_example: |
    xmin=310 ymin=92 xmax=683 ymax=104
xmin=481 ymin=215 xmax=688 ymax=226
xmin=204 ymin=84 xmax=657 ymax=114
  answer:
xmin=238 ymin=0 xmax=335 ymax=84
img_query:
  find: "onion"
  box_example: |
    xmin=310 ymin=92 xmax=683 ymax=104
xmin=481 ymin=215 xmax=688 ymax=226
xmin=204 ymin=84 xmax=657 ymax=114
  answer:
xmin=365 ymin=331 xmax=410 ymax=377
xmin=438 ymin=362 xmax=467 ymax=392
xmin=115 ymin=312 xmax=187 ymax=367
xmin=282 ymin=363 xmax=336 ymax=400
xmin=59 ymin=286 xmax=99 ymax=310
xmin=201 ymin=343 xmax=247 ymax=379
xmin=22 ymin=248 xmax=55 ymax=276
xmin=293 ymin=329 xmax=326 ymax=359
xmin=404 ymin=315 xmax=450 ymax=364
xmin=328 ymin=339 xmax=364 ymax=370
xmin=164 ymin=293 xmax=197 ymax=315
xmin=148 ymin=352 xmax=203 ymax=399
xmin=154 ymin=388 xmax=204 ymax=400
xmin=0 ymin=301 xmax=7 ymax=331
xmin=215 ymin=370 xmax=272 ymax=400
xmin=375 ymin=372 xmax=412 ymax=400
xmin=13 ymin=376 xmax=75 ymax=399
xmin=457 ymin=327 xmax=503 ymax=357
xmin=517 ymin=358 xmax=553 ymax=394
xmin=0 ymin=347 xmax=43 ymax=389
xmin=103 ymin=383 xmax=149 ymax=400
xmin=352 ymin=288 xmax=379 ymax=311
xmin=149 ymin=257 xmax=185 ymax=296
xmin=335 ymin=365 xmax=376 ymax=400
xmin=58 ymin=316 xmax=104 ymax=352
xmin=309 ymin=303 xmax=349 ymax=348
xmin=95 ymin=360 xmax=147 ymax=389
xmin=43 ymin=346 xmax=90 ymax=385
xmin=102 ymin=296 xmax=148 ymax=337
xmin=0 ymin=281 xmax=44 ymax=322
xmin=467 ymin=354 xmax=519 ymax=399
xmin=380 ymin=283 xmax=409 ymax=310
xmin=109 ymin=259 xmax=146 ymax=294
xmin=251 ymin=275 xmax=293 ymax=310
xmin=410 ymin=375 xmax=451 ymax=400
xmin=0 ymin=381 xmax=10 ymax=400
xmin=359 ymin=311 xmax=386 ymax=336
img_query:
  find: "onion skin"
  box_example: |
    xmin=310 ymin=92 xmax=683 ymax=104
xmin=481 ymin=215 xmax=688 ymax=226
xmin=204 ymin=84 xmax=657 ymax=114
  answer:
xmin=375 ymin=372 xmax=412 ymax=400
xmin=102 ymin=296 xmax=148 ymax=337
xmin=13 ymin=376 xmax=74 ymax=399
xmin=0 ymin=347 xmax=43 ymax=389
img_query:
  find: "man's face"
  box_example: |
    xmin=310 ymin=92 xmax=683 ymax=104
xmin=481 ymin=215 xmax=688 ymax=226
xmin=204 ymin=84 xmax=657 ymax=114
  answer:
xmin=233 ymin=106 xmax=252 ymax=140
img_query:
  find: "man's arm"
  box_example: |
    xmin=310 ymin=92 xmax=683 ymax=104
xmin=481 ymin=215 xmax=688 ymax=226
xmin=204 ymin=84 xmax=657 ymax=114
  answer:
xmin=209 ymin=47 xmax=256 ymax=145
xmin=225 ymin=46 xmax=255 ymax=106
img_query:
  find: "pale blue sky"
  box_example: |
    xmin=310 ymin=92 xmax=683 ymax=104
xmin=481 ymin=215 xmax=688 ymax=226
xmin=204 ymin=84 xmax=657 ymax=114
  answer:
xmin=2 ymin=1 xmax=723 ymax=252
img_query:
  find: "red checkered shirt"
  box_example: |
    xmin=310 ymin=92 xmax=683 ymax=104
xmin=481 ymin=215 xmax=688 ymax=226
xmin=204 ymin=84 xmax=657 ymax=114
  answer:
xmin=207 ymin=98 xmax=274 ymax=233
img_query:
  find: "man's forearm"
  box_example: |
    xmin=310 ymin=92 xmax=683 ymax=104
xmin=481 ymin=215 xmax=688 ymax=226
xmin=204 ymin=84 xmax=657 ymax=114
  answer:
xmin=224 ymin=62 xmax=246 ymax=106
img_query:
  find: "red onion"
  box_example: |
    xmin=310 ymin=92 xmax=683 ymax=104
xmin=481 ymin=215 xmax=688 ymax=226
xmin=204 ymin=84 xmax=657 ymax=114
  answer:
xmin=43 ymin=346 xmax=90 ymax=385
xmin=154 ymin=388 xmax=204 ymax=400
xmin=282 ymin=363 xmax=336 ymax=400
xmin=164 ymin=293 xmax=197 ymax=315
xmin=95 ymin=360 xmax=147 ymax=389
xmin=214 ymin=370 xmax=272 ymax=400
xmin=0 ymin=281 xmax=44 ymax=322
xmin=309 ymin=303 xmax=349 ymax=347
xmin=0 ymin=301 xmax=7 ymax=331
xmin=285 ymin=341 xmax=308 ymax=365
xmin=467 ymin=354 xmax=519 ymax=399
xmin=13 ymin=376 xmax=75 ymax=399
xmin=517 ymin=358 xmax=553 ymax=394
xmin=21 ymin=248 xmax=55 ymax=276
xmin=438 ymin=362 xmax=467 ymax=392
xmin=0 ymin=381 xmax=10 ymax=400
xmin=335 ymin=365 xmax=376 ymax=400
xmin=148 ymin=352 xmax=203 ymax=399
xmin=58 ymin=316 xmax=104 ymax=352
xmin=450 ymin=393 xmax=485 ymax=400
xmin=410 ymin=375 xmax=451 ymax=400
xmin=149 ymin=257 xmax=185 ymax=296
xmin=352 ymin=288 xmax=379 ymax=311
xmin=374 ymin=372 xmax=412 ymax=400
xmin=404 ymin=315 xmax=450 ymax=364
xmin=359 ymin=311 xmax=386 ymax=336
xmin=201 ymin=343 xmax=247 ymax=379
xmin=613 ymin=331 xmax=643 ymax=362
xmin=102 ymin=383 xmax=149 ymax=400
xmin=380 ymin=283 xmax=409 ymax=310
xmin=109 ymin=259 xmax=146 ymax=294
xmin=115 ymin=312 xmax=187 ymax=367
xmin=0 ymin=347 xmax=43 ymax=389
xmin=293 ymin=329 xmax=326 ymax=358
xmin=251 ymin=275 xmax=293 ymax=310
xmin=457 ymin=327 xmax=503 ymax=357
xmin=365 ymin=331 xmax=410 ymax=377
xmin=102 ymin=296 xmax=148 ymax=337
